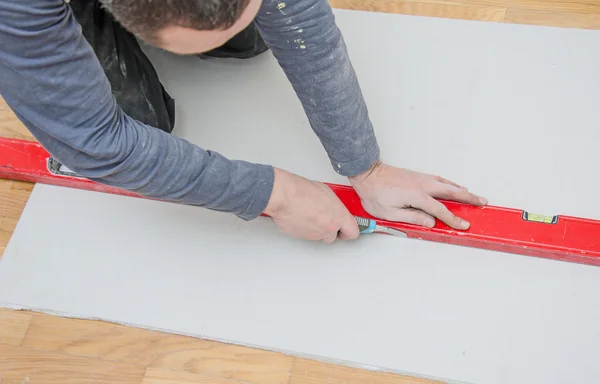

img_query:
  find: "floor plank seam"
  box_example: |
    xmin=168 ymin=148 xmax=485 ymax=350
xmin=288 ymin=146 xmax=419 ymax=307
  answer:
xmin=141 ymin=367 xmax=149 ymax=384
xmin=17 ymin=315 xmax=32 ymax=348
xmin=284 ymin=357 xmax=295 ymax=384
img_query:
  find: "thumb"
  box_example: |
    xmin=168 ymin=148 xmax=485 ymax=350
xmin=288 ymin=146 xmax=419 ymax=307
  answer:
xmin=338 ymin=212 xmax=360 ymax=240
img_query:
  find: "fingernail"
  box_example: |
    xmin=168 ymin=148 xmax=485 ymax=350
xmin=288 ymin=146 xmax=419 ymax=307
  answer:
xmin=479 ymin=197 xmax=488 ymax=205
xmin=425 ymin=218 xmax=435 ymax=227
xmin=461 ymin=219 xmax=470 ymax=229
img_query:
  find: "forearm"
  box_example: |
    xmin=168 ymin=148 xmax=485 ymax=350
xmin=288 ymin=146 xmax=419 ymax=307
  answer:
xmin=11 ymin=106 xmax=274 ymax=219
xmin=0 ymin=0 xmax=273 ymax=220
xmin=254 ymin=0 xmax=380 ymax=177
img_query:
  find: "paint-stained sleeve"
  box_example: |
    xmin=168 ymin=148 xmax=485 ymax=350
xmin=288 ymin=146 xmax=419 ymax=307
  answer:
xmin=254 ymin=0 xmax=380 ymax=177
xmin=0 ymin=0 xmax=274 ymax=220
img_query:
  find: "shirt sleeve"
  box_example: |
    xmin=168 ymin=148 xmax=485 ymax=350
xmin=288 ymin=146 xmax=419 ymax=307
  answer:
xmin=0 ymin=0 xmax=274 ymax=221
xmin=254 ymin=0 xmax=380 ymax=177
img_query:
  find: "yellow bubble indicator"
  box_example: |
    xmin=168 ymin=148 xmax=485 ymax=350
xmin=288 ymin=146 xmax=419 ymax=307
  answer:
xmin=522 ymin=211 xmax=558 ymax=224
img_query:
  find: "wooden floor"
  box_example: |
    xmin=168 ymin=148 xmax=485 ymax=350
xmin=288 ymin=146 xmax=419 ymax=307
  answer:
xmin=1 ymin=0 xmax=599 ymax=382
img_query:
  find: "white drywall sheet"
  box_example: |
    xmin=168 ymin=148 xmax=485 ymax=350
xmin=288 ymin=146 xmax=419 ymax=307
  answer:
xmin=2 ymin=9 xmax=600 ymax=384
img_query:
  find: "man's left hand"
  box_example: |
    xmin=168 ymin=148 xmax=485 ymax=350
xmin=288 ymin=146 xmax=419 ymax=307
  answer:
xmin=349 ymin=161 xmax=488 ymax=230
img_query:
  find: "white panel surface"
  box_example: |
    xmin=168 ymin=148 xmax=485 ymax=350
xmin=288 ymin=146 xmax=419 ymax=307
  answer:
xmin=140 ymin=10 xmax=600 ymax=219
xmin=2 ymin=9 xmax=600 ymax=384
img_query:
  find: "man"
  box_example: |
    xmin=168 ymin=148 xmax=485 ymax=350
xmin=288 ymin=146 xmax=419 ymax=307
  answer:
xmin=0 ymin=0 xmax=487 ymax=243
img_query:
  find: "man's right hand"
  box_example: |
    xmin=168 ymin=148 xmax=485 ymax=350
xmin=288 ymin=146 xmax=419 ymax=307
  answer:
xmin=264 ymin=168 xmax=359 ymax=243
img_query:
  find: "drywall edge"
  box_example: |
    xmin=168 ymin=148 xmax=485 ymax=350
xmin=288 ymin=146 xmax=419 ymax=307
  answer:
xmin=0 ymin=302 xmax=467 ymax=384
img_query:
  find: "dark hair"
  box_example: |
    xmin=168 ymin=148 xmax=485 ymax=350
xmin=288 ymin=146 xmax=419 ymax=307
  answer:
xmin=99 ymin=0 xmax=251 ymax=41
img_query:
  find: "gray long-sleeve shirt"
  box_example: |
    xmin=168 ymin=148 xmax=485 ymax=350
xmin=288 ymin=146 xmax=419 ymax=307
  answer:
xmin=0 ymin=0 xmax=379 ymax=220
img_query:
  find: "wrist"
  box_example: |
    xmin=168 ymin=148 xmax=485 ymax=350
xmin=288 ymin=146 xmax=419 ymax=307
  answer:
xmin=349 ymin=159 xmax=382 ymax=187
xmin=264 ymin=167 xmax=288 ymax=217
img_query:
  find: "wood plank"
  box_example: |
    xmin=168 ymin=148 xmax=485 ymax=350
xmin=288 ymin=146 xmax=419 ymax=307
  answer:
xmin=330 ymin=0 xmax=507 ymax=21
xmin=22 ymin=314 xmax=162 ymax=365
xmin=503 ymin=0 xmax=600 ymax=13
xmin=331 ymin=0 xmax=600 ymax=19
xmin=23 ymin=314 xmax=293 ymax=384
xmin=505 ymin=7 xmax=600 ymax=29
xmin=0 ymin=97 xmax=35 ymax=141
xmin=0 ymin=309 xmax=31 ymax=347
xmin=0 ymin=180 xmax=33 ymax=259
xmin=0 ymin=180 xmax=34 ymax=220
xmin=0 ymin=344 xmax=144 ymax=384
xmin=333 ymin=0 xmax=510 ymax=9
xmin=6 ymin=180 xmax=34 ymax=194
xmin=288 ymin=358 xmax=442 ymax=384
xmin=0 ymin=216 xmax=19 ymax=252
xmin=148 ymin=343 xmax=293 ymax=384
xmin=142 ymin=367 xmax=244 ymax=384
xmin=399 ymin=0 xmax=600 ymax=13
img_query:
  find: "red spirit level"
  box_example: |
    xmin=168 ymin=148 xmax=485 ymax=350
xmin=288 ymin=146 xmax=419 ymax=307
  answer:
xmin=1 ymin=137 xmax=599 ymax=266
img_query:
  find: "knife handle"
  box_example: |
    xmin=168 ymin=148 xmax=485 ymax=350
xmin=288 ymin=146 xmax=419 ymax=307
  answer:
xmin=354 ymin=216 xmax=376 ymax=234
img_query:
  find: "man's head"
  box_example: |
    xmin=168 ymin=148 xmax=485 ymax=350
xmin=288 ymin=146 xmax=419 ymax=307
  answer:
xmin=100 ymin=0 xmax=263 ymax=54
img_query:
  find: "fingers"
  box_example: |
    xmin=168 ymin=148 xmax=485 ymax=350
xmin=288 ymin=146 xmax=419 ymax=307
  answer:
xmin=321 ymin=209 xmax=359 ymax=243
xmin=379 ymin=208 xmax=436 ymax=228
xmin=415 ymin=194 xmax=470 ymax=230
xmin=322 ymin=231 xmax=338 ymax=244
xmin=431 ymin=184 xmax=488 ymax=206
xmin=433 ymin=175 xmax=466 ymax=190
xmin=338 ymin=213 xmax=360 ymax=240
